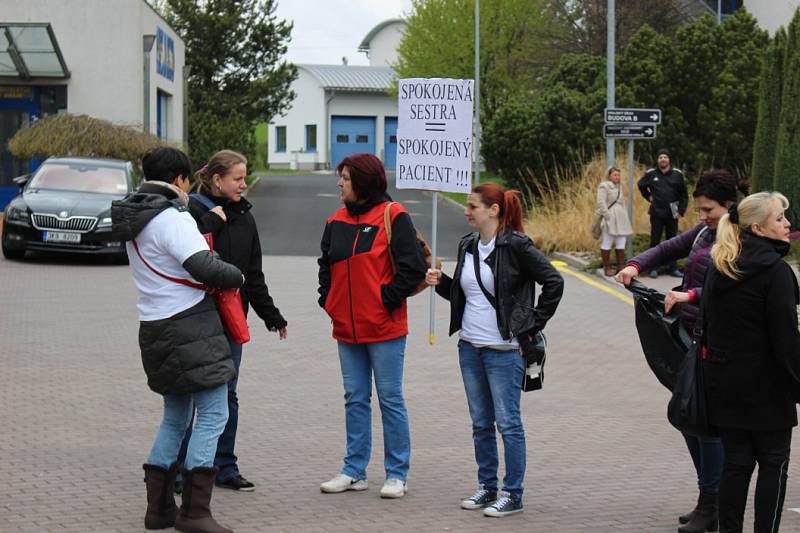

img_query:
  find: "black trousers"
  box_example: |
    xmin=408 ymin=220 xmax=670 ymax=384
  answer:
xmin=649 ymin=215 xmax=679 ymax=271
xmin=718 ymin=427 xmax=792 ymax=533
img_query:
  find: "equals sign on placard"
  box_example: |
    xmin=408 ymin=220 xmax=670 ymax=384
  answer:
xmin=425 ymin=122 xmax=446 ymax=132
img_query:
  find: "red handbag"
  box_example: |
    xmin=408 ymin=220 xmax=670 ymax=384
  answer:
xmin=131 ymin=238 xmax=251 ymax=344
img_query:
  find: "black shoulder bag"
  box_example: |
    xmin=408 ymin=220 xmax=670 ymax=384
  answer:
xmin=666 ymin=296 xmax=716 ymax=437
xmin=471 ymin=241 xmax=546 ymax=392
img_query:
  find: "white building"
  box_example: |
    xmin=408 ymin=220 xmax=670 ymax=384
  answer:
xmin=0 ymin=0 xmax=185 ymax=205
xmin=269 ymin=19 xmax=407 ymax=170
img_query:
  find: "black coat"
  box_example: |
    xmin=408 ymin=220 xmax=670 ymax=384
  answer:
xmin=637 ymin=167 xmax=688 ymax=219
xmin=188 ymin=194 xmax=287 ymax=330
xmin=436 ymin=229 xmax=564 ymax=339
xmin=703 ymin=232 xmax=800 ymax=431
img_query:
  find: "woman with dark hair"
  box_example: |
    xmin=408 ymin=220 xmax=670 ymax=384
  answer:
xmin=111 ymin=147 xmax=242 ymax=533
xmin=317 ymin=153 xmax=427 ymax=499
xmin=616 ymin=170 xmax=748 ymax=533
xmin=425 ymin=183 xmax=564 ymax=517
xmin=704 ymin=191 xmax=799 ymax=533
xmin=175 ymin=149 xmax=288 ymax=494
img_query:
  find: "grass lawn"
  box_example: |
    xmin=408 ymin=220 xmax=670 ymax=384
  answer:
xmin=253 ymin=122 xmax=268 ymax=171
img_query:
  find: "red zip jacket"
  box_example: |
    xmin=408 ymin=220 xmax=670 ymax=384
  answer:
xmin=318 ymin=197 xmax=426 ymax=343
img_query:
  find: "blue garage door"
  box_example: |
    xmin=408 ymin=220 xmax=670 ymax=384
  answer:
xmin=384 ymin=117 xmax=397 ymax=170
xmin=331 ymin=116 xmax=376 ymax=168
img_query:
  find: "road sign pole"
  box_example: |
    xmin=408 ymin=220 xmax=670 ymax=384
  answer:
xmin=429 ymin=193 xmax=438 ymax=345
xmin=474 ymin=0 xmax=480 ymax=186
xmin=627 ymin=139 xmax=634 ymax=259
xmin=606 ymin=0 xmax=615 ymax=167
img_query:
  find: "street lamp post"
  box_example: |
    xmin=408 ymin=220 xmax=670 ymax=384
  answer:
xmin=182 ymin=65 xmax=191 ymax=149
xmin=143 ymin=34 xmax=156 ymax=135
xmin=606 ymin=0 xmax=615 ymax=168
xmin=474 ymin=0 xmax=480 ymax=186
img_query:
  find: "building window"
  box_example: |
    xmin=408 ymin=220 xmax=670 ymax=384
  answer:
xmin=305 ymin=124 xmax=317 ymax=152
xmin=336 ymin=134 xmax=349 ymax=143
xmin=276 ymin=126 xmax=286 ymax=152
xmin=157 ymin=90 xmax=171 ymax=140
xmin=356 ymin=135 xmax=368 ymax=143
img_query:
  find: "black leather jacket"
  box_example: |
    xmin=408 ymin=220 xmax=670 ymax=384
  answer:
xmin=436 ymin=229 xmax=564 ymax=339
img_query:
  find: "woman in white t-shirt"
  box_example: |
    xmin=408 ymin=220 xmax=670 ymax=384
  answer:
xmin=112 ymin=147 xmax=243 ymax=533
xmin=425 ymin=183 xmax=563 ymax=518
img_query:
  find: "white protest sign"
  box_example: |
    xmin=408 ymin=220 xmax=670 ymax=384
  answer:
xmin=396 ymin=78 xmax=474 ymax=194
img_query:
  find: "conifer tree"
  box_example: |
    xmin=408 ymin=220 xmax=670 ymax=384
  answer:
xmin=774 ymin=8 xmax=800 ymax=224
xmin=752 ymin=28 xmax=786 ymax=191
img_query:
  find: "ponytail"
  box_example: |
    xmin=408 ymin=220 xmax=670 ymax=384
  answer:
xmin=473 ymin=183 xmax=525 ymax=233
xmin=502 ymin=190 xmax=524 ymax=232
xmin=711 ymin=213 xmax=741 ymax=279
xmin=193 ymin=149 xmax=248 ymax=195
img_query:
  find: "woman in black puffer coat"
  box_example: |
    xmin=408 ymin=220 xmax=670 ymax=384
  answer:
xmin=704 ymin=191 xmax=800 ymax=533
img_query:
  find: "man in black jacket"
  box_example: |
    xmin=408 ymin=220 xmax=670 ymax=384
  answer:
xmin=637 ymin=148 xmax=688 ymax=278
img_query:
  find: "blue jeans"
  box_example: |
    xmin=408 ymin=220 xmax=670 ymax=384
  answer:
xmin=458 ymin=340 xmax=526 ymax=498
xmin=147 ymin=383 xmax=228 ymax=470
xmin=337 ymin=336 xmax=410 ymax=481
xmin=177 ymin=336 xmax=243 ymax=480
xmin=684 ymin=433 xmax=724 ymax=494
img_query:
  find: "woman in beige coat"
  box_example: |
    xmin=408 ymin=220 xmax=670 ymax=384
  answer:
xmin=596 ymin=167 xmax=633 ymax=276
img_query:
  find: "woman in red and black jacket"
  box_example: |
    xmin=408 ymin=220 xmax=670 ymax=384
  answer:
xmin=317 ymin=153 xmax=426 ymax=499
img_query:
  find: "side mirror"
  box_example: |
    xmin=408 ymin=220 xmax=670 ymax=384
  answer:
xmin=12 ymin=174 xmax=31 ymax=190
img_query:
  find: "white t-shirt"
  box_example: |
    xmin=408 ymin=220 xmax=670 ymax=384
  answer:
xmin=126 ymin=207 xmax=210 ymax=321
xmin=459 ymin=237 xmax=518 ymax=348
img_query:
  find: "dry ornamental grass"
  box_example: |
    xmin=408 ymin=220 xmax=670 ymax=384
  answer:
xmin=523 ymin=157 xmax=699 ymax=254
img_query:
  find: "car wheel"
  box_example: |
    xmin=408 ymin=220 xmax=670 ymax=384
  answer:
xmin=2 ymin=239 xmax=25 ymax=260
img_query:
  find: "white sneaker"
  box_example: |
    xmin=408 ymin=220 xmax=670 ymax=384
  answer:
xmin=320 ymin=473 xmax=368 ymax=493
xmin=380 ymin=478 xmax=407 ymax=499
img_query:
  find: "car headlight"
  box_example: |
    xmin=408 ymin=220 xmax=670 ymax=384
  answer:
xmin=6 ymin=205 xmax=30 ymax=221
xmin=97 ymin=216 xmax=113 ymax=227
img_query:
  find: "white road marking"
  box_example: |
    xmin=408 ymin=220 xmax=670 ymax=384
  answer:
xmin=316 ymin=193 xmax=338 ymax=197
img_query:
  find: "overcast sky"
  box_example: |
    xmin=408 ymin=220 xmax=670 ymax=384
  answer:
xmin=274 ymin=0 xmax=413 ymax=66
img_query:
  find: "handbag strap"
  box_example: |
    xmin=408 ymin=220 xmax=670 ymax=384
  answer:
xmin=131 ymin=239 xmax=208 ymax=292
xmin=607 ymin=184 xmax=621 ymax=210
xmin=472 ymin=238 xmax=497 ymax=309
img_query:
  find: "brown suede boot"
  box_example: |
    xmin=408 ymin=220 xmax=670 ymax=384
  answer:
xmin=175 ymin=466 xmax=233 ymax=533
xmin=615 ymin=249 xmax=626 ymax=274
xmin=601 ymin=249 xmax=614 ymax=276
xmin=143 ymin=463 xmax=178 ymax=530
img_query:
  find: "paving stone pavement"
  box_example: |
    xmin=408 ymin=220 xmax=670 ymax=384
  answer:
xmin=1 ymin=255 xmax=799 ymax=533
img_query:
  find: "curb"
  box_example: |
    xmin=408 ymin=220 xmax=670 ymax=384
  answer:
xmin=551 ymin=251 xmax=591 ymax=270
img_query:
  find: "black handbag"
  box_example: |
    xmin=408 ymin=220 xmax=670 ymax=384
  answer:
xmin=667 ymin=300 xmax=716 ymax=438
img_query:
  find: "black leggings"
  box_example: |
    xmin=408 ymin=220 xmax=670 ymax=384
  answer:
xmin=718 ymin=427 xmax=792 ymax=533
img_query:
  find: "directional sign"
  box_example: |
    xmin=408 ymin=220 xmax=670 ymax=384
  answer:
xmin=605 ymin=108 xmax=662 ymax=125
xmin=603 ymin=124 xmax=657 ymax=139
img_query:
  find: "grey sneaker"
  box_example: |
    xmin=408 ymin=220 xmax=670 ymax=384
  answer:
xmin=380 ymin=478 xmax=407 ymax=498
xmin=483 ymin=492 xmax=523 ymax=517
xmin=320 ymin=473 xmax=368 ymax=493
xmin=461 ymin=486 xmax=497 ymax=510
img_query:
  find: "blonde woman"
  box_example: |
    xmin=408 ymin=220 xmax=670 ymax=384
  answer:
xmin=175 ymin=150 xmax=288 ymax=494
xmin=704 ymin=192 xmax=800 ymax=533
xmin=595 ymin=167 xmax=632 ymax=276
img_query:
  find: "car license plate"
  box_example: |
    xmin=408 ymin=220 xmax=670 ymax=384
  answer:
xmin=43 ymin=231 xmax=81 ymax=243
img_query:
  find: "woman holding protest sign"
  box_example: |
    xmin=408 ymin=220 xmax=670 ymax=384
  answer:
xmin=425 ymin=182 xmax=563 ymax=517
xmin=317 ymin=153 xmax=427 ymax=499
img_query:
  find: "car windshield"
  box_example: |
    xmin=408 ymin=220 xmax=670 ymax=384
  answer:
xmin=28 ymin=163 xmax=128 ymax=194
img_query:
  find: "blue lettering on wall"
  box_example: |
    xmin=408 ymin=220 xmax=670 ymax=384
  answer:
xmin=156 ymin=28 xmax=175 ymax=82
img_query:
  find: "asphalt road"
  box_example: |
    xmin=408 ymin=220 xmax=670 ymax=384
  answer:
xmin=247 ymin=171 xmax=469 ymax=259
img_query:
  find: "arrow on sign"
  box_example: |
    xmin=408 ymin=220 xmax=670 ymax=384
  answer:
xmin=603 ymin=124 xmax=657 ymax=139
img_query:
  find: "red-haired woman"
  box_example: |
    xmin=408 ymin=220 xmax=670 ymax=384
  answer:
xmin=426 ymin=183 xmax=563 ymax=517
xmin=317 ymin=153 xmax=427 ymax=499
